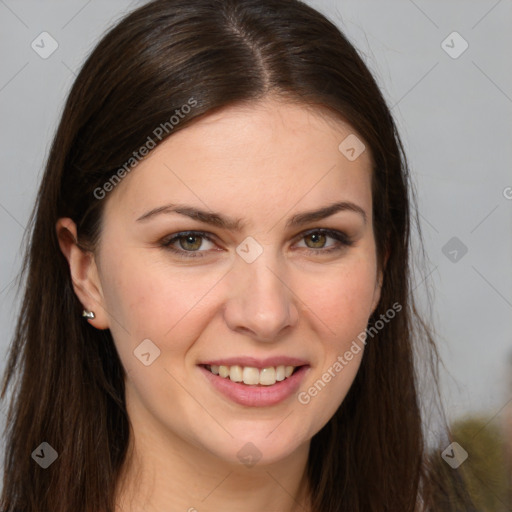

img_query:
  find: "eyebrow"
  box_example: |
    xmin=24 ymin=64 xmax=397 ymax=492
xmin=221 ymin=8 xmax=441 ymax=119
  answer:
xmin=135 ymin=200 xmax=367 ymax=229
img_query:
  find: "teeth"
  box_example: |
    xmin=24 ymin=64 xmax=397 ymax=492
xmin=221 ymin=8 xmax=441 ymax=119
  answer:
xmin=259 ymin=367 xmax=276 ymax=385
xmin=242 ymin=366 xmax=260 ymax=385
xmin=207 ymin=364 xmax=298 ymax=386
xmin=229 ymin=365 xmax=243 ymax=383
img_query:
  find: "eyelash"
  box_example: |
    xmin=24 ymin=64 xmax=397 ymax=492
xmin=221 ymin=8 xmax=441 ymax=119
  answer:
xmin=159 ymin=229 xmax=354 ymax=259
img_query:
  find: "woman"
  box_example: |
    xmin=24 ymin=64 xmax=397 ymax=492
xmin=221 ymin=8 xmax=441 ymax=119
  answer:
xmin=0 ymin=0 xmax=475 ymax=510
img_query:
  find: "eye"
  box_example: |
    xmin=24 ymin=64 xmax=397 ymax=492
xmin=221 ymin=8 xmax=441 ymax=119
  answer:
xmin=159 ymin=228 xmax=354 ymax=259
xmin=294 ymin=229 xmax=353 ymax=254
xmin=160 ymin=231 xmax=217 ymax=258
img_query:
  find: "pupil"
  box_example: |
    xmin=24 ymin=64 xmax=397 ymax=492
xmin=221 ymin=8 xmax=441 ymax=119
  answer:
xmin=181 ymin=235 xmax=201 ymax=250
xmin=307 ymin=232 xmax=325 ymax=248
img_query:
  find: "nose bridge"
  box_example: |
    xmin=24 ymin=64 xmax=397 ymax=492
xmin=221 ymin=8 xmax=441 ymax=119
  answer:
xmin=243 ymin=249 xmax=285 ymax=301
xmin=224 ymin=242 xmax=298 ymax=340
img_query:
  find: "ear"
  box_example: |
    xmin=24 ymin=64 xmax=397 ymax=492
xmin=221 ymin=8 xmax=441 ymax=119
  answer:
xmin=370 ymin=245 xmax=390 ymax=315
xmin=55 ymin=218 xmax=110 ymax=330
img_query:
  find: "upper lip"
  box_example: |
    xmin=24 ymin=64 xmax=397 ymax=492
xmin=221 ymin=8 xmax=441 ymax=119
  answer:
xmin=199 ymin=356 xmax=309 ymax=369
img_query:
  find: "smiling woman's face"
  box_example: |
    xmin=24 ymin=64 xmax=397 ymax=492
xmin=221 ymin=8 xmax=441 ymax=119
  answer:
xmin=83 ymin=98 xmax=382 ymax=466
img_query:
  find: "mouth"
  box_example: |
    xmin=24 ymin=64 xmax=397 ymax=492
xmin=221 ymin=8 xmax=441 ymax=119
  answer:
xmin=198 ymin=363 xmax=310 ymax=407
xmin=200 ymin=363 xmax=304 ymax=386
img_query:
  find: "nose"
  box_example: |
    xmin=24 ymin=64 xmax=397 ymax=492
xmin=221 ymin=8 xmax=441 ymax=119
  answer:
xmin=223 ymin=252 xmax=299 ymax=342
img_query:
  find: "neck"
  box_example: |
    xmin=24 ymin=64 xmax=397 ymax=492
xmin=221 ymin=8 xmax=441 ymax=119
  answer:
xmin=114 ymin=396 xmax=312 ymax=512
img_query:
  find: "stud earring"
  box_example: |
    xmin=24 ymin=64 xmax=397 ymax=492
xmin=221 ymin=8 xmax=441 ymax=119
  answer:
xmin=82 ymin=309 xmax=96 ymax=319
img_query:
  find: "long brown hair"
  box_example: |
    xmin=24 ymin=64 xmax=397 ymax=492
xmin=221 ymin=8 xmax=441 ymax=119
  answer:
xmin=0 ymin=1 xmax=474 ymax=510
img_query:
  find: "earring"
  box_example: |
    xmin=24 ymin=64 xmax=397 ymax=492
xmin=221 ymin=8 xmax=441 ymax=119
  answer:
xmin=82 ymin=309 xmax=95 ymax=319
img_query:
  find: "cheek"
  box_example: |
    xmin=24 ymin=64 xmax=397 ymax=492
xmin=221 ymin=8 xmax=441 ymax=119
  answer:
xmin=299 ymin=254 xmax=378 ymax=342
xmin=99 ymin=253 xmax=224 ymax=356
xmin=297 ymin=257 xmax=375 ymax=431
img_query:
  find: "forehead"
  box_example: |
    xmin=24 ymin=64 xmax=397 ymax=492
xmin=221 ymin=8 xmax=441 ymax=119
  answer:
xmin=104 ymin=98 xmax=373 ymax=222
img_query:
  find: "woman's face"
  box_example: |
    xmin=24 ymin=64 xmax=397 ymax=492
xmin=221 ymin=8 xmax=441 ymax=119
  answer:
xmin=86 ymin=99 xmax=382 ymax=466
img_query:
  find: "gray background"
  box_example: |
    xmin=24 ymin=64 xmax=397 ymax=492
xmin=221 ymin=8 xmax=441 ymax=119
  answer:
xmin=0 ymin=0 xmax=511 ymax=474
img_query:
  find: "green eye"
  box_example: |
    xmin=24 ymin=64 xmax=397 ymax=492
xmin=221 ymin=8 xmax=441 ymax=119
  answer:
xmin=296 ymin=229 xmax=353 ymax=254
xmin=304 ymin=232 xmax=327 ymax=249
xmin=177 ymin=234 xmax=204 ymax=251
xmin=161 ymin=231 xmax=215 ymax=258
xmin=160 ymin=228 xmax=354 ymax=259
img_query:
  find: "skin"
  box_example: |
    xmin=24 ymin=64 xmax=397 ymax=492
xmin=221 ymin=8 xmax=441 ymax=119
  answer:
xmin=56 ymin=98 xmax=383 ymax=512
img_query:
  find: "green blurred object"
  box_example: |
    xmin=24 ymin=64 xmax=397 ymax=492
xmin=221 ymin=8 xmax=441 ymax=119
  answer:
xmin=445 ymin=417 xmax=511 ymax=511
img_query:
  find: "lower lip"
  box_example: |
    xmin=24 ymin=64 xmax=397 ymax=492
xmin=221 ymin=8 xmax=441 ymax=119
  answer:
xmin=198 ymin=365 xmax=309 ymax=407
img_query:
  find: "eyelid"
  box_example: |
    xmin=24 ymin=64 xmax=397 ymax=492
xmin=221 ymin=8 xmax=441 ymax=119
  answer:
xmin=159 ymin=228 xmax=353 ymax=258
xmin=160 ymin=230 xmax=217 ymax=258
xmin=292 ymin=227 xmax=352 ymax=244
xmin=292 ymin=228 xmax=354 ymax=256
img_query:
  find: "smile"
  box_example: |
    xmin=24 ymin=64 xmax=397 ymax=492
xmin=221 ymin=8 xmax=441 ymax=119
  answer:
xmin=198 ymin=363 xmax=310 ymax=407
xmin=203 ymin=364 xmax=298 ymax=386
